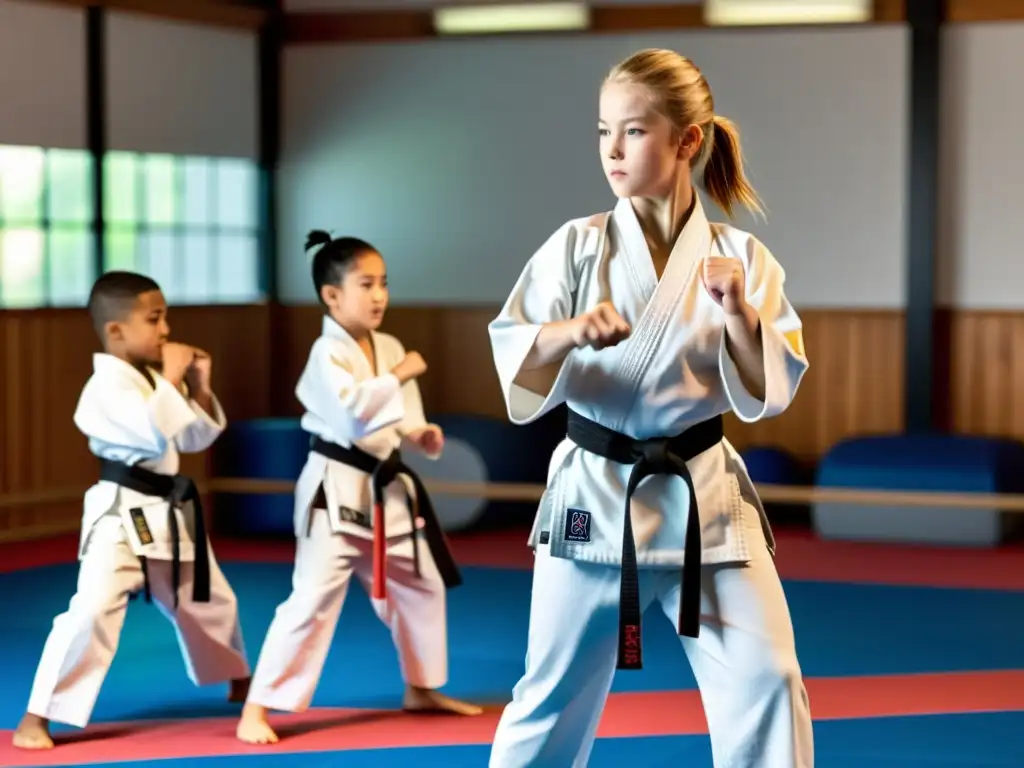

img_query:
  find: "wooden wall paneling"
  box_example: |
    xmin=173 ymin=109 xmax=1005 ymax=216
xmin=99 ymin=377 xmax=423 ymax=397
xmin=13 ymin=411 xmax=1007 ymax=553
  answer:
xmin=947 ymin=311 xmax=1024 ymax=437
xmin=431 ymin=307 xmax=504 ymax=418
xmin=271 ymin=306 xmax=907 ymax=462
xmin=723 ymin=310 xmax=905 ymax=461
xmin=271 ymin=305 xmax=321 ymax=416
xmin=0 ymin=310 xmax=98 ymax=540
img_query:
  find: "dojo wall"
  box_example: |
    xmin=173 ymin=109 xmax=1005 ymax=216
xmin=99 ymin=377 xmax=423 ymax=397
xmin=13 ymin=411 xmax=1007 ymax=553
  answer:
xmin=0 ymin=1 xmax=268 ymax=540
xmin=275 ymin=15 xmax=1024 ymax=459
xmin=5 ymin=2 xmax=1024 ymax=542
xmin=276 ymin=23 xmax=909 ymax=461
xmin=937 ymin=22 xmax=1024 ymax=439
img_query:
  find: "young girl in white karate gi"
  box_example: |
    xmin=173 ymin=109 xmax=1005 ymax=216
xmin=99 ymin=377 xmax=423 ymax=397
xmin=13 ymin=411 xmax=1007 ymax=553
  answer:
xmin=13 ymin=271 xmax=250 ymax=751
xmin=237 ymin=231 xmax=482 ymax=745
xmin=487 ymin=49 xmax=814 ymax=767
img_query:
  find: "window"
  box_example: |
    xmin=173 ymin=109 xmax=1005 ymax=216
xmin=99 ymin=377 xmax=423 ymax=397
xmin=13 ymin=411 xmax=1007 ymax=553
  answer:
xmin=0 ymin=145 xmax=262 ymax=309
xmin=103 ymin=152 xmax=261 ymax=305
xmin=0 ymin=145 xmax=95 ymax=308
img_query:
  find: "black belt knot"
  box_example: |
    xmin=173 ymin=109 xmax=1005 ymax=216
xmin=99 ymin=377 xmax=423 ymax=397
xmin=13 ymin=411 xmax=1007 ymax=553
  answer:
xmin=638 ymin=439 xmax=671 ymax=467
xmin=565 ymin=409 xmax=724 ymax=671
xmin=99 ymin=459 xmax=209 ymax=610
xmin=373 ymin=450 xmax=404 ymax=487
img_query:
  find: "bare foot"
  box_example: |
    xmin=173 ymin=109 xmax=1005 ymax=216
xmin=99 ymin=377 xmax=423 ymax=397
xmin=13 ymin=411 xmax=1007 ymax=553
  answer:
xmin=402 ymin=686 xmax=484 ymax=716
xmin=12 ymin=713 xmax=53 ymax=750
xmin=236 ymin=702 xmax=279 ymax=745
xmin=228 ymin=676 xmax=251 ymax=703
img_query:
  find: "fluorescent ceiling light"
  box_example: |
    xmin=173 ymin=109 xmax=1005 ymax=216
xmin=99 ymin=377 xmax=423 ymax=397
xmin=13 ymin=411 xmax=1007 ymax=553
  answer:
xmin=704 ymin=0 xmax=872 ymax=26
xmin=434 ymin=3 xmax=589 ymax=35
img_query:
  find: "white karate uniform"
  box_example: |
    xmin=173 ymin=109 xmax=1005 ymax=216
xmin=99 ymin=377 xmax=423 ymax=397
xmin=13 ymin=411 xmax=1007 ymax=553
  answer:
xmin=487 ymin=195 xmax=814 ymax=767
xmin=245 ymin=317 xmax=448 ymax=713
xmin=25 ymin=354 xmax=250 ymax=729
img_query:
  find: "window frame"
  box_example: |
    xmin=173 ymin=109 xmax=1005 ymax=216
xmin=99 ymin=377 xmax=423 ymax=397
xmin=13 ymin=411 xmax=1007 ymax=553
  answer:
xmin=0 ymin=144 xmax=264 ymax=309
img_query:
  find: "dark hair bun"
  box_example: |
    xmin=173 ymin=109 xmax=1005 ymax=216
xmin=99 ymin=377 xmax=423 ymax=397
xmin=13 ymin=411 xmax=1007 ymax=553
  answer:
xmin=305 ymin=229 xmax=332 ymax=252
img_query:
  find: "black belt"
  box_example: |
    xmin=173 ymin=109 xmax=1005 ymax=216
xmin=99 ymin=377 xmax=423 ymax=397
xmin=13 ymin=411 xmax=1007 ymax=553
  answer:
xmin=565 ymin=409 xmax=724 ymax=670
xmin=309 ymin=435 xmax=462 ymax=598
xmin=99 ymin=459 xmax=210 ymax=609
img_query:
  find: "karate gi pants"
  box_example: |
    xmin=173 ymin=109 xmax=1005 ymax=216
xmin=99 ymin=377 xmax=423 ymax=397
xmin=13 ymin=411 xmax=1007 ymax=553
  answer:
xmin=489 ymin=506 xmax=814 ymax=768
xmin=245 ymin=507 xmax=448 ymax=712
xmin=26 ymin=514 xmax=250 ymax=728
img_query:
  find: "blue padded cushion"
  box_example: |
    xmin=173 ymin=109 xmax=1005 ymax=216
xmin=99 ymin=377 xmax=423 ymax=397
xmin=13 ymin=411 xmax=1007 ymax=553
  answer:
xmin=433 ymin=406 xmax=568 ymax=531
xmin=215 ymin=417 xmax=309 ymax=479
xmin=815 ymin=433 xmax=1024 ymax=494
xmin=739 ymin=446 xmax=803 ymax=485
xmin=432 ymin=407 xmax=566 ymax=486
xmin=213 ymin=418 xmax=309 ymax=537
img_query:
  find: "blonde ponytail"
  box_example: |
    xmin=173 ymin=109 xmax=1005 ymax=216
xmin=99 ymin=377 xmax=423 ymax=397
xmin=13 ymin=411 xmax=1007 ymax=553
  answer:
xmin=702 ymin=115 xmax=764 ymax=220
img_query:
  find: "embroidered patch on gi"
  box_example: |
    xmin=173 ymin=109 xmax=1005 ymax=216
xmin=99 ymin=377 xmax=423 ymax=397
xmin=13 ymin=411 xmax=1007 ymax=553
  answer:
xmin=129 ymin=508 xmax=154 ymax=545
xmin=338 ymin=505 xmax=371 ymax=528
xmin=564 ymin=508 xmax=592 ymax=543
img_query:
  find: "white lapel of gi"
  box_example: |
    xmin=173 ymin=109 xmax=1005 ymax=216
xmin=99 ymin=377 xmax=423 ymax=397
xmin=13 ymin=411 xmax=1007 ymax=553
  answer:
xmin=321 ymin=316 xmax=374 ymax=381
xmin=93 ymin=353 xmax=160 ymax=393
xmin=610 ymin=194 xmax=713 ymax=422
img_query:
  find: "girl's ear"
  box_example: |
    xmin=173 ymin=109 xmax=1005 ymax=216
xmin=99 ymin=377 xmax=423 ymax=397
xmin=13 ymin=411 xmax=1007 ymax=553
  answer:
xmin=320 ymin=284 xmax=341 ymax=306
xmin=677 ymin=123 xmax=704 ymax=162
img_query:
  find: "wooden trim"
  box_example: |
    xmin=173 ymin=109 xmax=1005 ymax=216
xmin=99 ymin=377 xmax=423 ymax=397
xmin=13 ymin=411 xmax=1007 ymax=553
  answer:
xmin=283 ymin=1 xmax=909 ymax=44
xmin=947 ymin=0 xmax=1024 ymax=23
xmin=589 ymin=4 xmax=704 ymax=32
xmin=28 ymin=1 xmax=1024 ymax=40
xmin=874 ymin=0 xmax=907 ymax=24
xmin=33 ymin=0 xmax=266 ymax=31
xmin=283 ymin=9 xmax=435 ymax=44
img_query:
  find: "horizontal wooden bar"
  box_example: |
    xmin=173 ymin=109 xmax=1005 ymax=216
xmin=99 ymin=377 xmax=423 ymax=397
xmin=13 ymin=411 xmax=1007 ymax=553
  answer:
xmin=7 ymin=477 xmax=1024 ymax=512
xmin=31 ymin=0 xmax=266 ymax=31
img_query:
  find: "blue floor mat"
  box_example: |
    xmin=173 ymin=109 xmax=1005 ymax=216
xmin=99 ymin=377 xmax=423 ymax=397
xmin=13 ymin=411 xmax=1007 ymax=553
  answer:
xmin=4 ymin=562 xmax=1024 ymax=729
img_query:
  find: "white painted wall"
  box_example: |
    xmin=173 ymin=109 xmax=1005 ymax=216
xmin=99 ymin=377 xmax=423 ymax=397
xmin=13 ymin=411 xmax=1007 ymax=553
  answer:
xmin=279 ymin=27 xmax=908 ymax=308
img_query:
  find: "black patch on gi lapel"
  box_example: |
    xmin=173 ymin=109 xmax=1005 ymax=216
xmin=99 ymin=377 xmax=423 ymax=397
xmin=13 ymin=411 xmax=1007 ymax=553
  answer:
xmin=564 ymin=508 xmax=592 ymax=543
xmin=338 ymin=505 xmax=371 ymax=528
xmin=129 ymin=508 xmax=154 ymax=546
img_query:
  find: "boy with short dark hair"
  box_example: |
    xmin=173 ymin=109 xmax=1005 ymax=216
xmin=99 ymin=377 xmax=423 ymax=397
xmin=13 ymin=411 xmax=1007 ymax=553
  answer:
xmin=13 ymin=271 xmax=251 ymax=750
